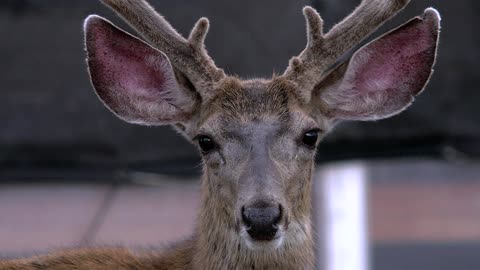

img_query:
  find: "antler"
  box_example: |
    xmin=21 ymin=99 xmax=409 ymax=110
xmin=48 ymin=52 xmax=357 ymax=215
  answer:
xmin=283 ymin=0 xmax=411 ymax=93
xmin=101 ymin=0 xmax=225 ymax=98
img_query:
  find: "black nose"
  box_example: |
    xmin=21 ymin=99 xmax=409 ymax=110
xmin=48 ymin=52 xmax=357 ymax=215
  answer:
xmin=241 ymin=201 xmax=282 ymax=241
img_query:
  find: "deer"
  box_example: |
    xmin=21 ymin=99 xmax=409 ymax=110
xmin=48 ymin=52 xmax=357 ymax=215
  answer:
xmin=0 ymin=0 xmax=441 ymax=269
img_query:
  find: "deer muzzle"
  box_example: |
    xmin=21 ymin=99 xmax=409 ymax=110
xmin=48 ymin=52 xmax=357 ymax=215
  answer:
xmin=241 ymin=201 xmax=283 ymax=241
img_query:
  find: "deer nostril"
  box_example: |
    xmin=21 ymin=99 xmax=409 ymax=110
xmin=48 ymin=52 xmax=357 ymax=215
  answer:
xmin=241 ymin=202 xmax=283 ymax=241
xmin=241 ymin=206 xmax=252 ymax=227
xmin=274 ymin=204 xmax=282 ymax=226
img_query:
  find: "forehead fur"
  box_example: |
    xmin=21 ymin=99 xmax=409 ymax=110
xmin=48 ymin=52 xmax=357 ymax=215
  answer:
xmin=205 ymin=77 xmax=302 ymax=122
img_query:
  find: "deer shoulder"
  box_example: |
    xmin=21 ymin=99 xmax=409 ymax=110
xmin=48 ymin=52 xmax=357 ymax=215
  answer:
xmin=0 ymin=239 xmax=194 ymax=270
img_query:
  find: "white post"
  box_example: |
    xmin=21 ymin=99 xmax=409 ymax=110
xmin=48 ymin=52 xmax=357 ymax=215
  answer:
xmin=315 ymin=162 xmax=369 ymax=270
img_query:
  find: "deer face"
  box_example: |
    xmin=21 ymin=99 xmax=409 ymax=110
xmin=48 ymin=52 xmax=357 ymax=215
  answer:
xmin=189 ymin=78 xmax=327 ymax=248
xmin=85 ymin=0 xmax=440 ymax=252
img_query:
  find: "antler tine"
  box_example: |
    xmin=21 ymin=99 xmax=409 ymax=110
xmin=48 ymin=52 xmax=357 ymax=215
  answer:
xmin=189 ymin=18 xmax=210 ymax=50
xmin=284 ymin=0 xmax=411 ymax=92
xmin=101 ymin=0 xmax=225 ymax=97
xmin=304 ymin=7 xmax=325 ymax=48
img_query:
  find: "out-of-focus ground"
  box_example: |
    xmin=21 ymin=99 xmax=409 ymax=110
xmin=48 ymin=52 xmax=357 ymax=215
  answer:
xmin=0 ymin=179 xmax=200 ymax=256
xmin=1 ymin=160 xmax=480 ymax=269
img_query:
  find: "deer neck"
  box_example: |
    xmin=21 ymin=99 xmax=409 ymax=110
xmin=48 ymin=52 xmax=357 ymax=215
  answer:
xmin=191 ymin=174 xmax=316 ymax=270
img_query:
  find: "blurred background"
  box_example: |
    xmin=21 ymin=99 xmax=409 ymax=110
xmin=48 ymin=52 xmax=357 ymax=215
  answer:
xmin=0 ymin=0 xmax=479 ymax=269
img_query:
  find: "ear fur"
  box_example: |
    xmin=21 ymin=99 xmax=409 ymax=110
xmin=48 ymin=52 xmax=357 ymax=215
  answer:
xmin=315 ymin=8 xmax=441 ymax=121
xmin=84 ymin=15 xmax=198 ymax=126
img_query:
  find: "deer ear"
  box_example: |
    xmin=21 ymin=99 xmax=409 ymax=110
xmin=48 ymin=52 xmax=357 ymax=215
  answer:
xmin=315 ymin=9 xmax=441 ymax=121
xmin=84 ymin=15 xmax=197 ymax=126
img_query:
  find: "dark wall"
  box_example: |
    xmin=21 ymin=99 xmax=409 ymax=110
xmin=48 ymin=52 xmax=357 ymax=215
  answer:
xmin=0 ymin=0 xmax=478 ymax=170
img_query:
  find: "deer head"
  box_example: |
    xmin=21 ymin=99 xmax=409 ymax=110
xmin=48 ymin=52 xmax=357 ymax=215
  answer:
xmin=84 ymin=0 xmax=440 ymax=264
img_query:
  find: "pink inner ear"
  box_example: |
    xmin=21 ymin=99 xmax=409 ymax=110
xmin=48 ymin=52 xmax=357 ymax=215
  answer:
xmin=355 ymin=19 xmax=436 ymax=96
xmin=325 ymin=11 xmax=439 ymax=121
xmin=85 ymin=16 xmax=189 ymax=125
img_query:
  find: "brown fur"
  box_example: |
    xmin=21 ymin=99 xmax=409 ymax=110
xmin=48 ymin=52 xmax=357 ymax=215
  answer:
xmin=0 ymin=0 xmax=441 ymax=269
xmin=0 ymin=244 xmax=193 ymax=270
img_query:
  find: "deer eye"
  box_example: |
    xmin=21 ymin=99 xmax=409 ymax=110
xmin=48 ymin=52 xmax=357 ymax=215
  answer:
xmin=197 ymin=135 xmax=216 ymax=154
xmin=302 ymin=129 xmax=320 ymax=148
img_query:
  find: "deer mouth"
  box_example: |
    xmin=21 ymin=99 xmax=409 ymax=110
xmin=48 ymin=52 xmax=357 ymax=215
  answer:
xmin=245 ymin=223 xmax=279 ymax=241
xmin=240 ymin=225 xmax=285 ymax=250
